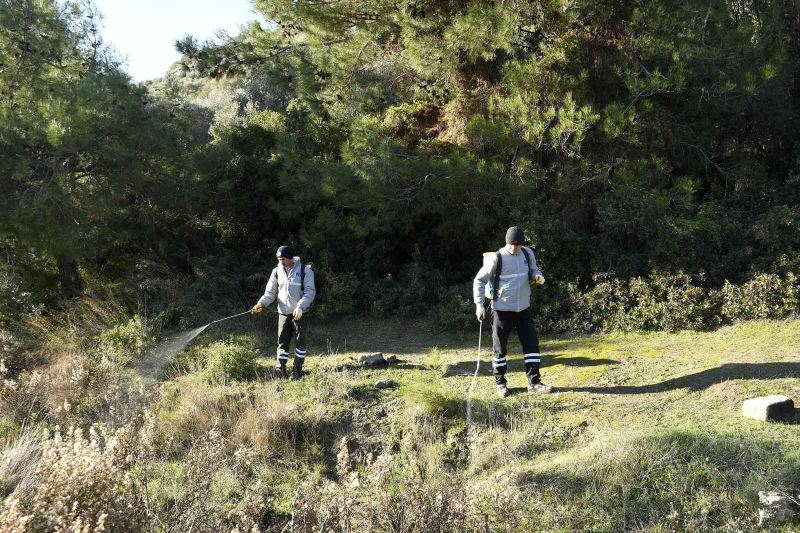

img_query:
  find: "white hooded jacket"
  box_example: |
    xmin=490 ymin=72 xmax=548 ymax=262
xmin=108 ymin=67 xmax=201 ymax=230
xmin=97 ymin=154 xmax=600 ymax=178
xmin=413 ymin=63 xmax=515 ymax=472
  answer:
xmin=257 ymin=257 xmax=316 ymax=315
xmin=473 ymin=247 xmax=543 ymax=312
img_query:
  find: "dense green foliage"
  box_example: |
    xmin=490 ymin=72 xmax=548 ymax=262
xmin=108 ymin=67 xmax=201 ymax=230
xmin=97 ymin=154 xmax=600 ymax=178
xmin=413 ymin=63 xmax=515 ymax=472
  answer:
xmin=2 ymin=0 xmax=800 ymax=332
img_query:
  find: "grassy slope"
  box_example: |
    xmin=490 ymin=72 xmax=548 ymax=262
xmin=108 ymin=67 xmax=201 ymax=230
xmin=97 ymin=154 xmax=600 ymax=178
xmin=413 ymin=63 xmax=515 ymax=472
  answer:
xmin=156 ymin=317 xmax=800 ymax=531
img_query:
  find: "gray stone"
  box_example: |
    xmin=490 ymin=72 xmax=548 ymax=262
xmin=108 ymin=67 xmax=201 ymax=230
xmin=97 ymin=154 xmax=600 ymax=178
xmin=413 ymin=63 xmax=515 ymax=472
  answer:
xmin=375 ymin=379 xmax=397 ymax=389
xmin=758 ymin=491 xmax=797 ymax=526
xmin=380 ymin=399 xmax=400 ymax=415
xmin=358 ymin=353 xmax=385 ymax=366
xmin=742 ymin=395 xmax=795 ymax=421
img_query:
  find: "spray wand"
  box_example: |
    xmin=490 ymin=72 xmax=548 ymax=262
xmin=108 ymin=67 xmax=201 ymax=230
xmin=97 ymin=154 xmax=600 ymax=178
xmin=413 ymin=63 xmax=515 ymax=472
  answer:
xmin=137 ymin=309 xmax=256 ymax=379
xmin=207 ymin=310 xmax=253 ymax=326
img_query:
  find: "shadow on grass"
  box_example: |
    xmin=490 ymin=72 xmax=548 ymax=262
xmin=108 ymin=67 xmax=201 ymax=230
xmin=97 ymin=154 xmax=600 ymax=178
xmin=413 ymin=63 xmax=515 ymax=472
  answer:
xmin=310 ymin=319 xmax=477 ymax=356
xmin=547 ymin=352 xmax=619 ymax=367
xmin=333 ymin=360 xmax=425 ymax=372
xmin=558 ymin=362 xmax=800 ymax=395
xmin=443 ymin=353 xmax=618 ymax=378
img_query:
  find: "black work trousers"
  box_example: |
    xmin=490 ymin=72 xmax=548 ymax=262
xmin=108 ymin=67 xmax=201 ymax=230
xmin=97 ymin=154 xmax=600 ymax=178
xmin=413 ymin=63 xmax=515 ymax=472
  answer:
xmin=276 ymin=313 xmax=307 ymax=371
xmin=491 ymin=306 xmax=542 ymax=386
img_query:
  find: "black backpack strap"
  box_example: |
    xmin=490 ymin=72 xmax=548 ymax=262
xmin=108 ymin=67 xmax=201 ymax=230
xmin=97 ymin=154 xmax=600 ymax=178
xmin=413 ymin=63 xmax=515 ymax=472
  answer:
xmin=521 ymin=247 xmax=532 ymax=281
xmin=300 ymin=262 xmax=306 ymax=293
xmin=493 ymin=252 xmax=503 ymax=293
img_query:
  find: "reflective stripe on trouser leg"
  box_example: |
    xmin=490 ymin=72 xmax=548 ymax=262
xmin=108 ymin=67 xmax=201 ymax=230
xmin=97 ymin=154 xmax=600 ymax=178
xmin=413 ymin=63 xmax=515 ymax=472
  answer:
xmin=492 ymin=309 xmax=514 ymax=385
xmin=523 ymin=353 xmax=540 ymax=364
xmin=276 ymin=349 xmax=289 ymax=374
xmin=524 ymin=353 xmax=541 ymax=384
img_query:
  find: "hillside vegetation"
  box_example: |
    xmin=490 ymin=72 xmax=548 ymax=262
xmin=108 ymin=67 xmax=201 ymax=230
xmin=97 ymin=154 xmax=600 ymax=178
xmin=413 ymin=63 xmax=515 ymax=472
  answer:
xmin=1 ymin=307 xmax=798 ymax=531
xmin=3 ymin=0 xmax=800 ymax=529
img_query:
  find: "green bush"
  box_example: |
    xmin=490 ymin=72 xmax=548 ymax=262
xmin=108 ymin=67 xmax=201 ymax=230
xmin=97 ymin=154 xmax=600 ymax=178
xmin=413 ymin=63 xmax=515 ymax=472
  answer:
xmin=431 ymin=285 xmax=474 ymax=332
xmin=719 ymin=273 xmax=798 ymax=322
xmin=626 ymin=272 xmax=721 ymax=332
xmin=553 ymin=271 xmax=798 ymax=334
xmin=0 ymin=263 xmax=32 ymax=325
xmin=370 ymin=263 xmax=431 ymax=318
xmin=96 ymin=315 xmax=153 ymax=366
xmin=403 ymin=383 xmax=464 ymax=419
xmin=314 ymin=271 xmax=360 ymax=320
xmin=201 ymin=341 xmax=257 ymax=383
xmin=349 ymin=270 xmax=800 ymax=335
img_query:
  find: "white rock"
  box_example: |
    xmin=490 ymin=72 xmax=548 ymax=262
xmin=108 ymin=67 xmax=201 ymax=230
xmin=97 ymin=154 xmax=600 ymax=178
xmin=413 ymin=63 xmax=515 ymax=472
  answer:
xmin=741 ymin=395 xmax=794 ymax=421
xmin=758 ymin=490 xmax=797 ymax=526
xmin=358 ymin=353 xmax=385 ymax=366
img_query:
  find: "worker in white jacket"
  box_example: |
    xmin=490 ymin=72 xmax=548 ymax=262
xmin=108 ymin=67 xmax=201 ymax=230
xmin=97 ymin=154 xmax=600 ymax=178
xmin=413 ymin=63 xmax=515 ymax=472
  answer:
xmin=252 ymin=245 xmax=316 ymax=380
xmin=473 ymin=227 xmax=552 ymax=397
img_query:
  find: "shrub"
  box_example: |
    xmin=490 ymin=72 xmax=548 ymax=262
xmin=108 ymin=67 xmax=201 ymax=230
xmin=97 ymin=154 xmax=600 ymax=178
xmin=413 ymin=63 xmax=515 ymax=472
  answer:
xmin=403 ymin=383 xmax=464 ymax=419
xmin=96 ymin=315 xmax=153 ymax=367
xmin=201 ymin=341 xmax=257 ymax=383
xmin=314 ymin=271 xmax=361 ymax=320
xmin=133 ymin=427 xmax=269 ymax=532
xmin=370 ymin=263 xmax=431 ymax=318
xmin=0 ymin=328 xmax=27 ymax=379
xmin=553 ymin=271 xmax=798 ymax=334
xmin=719 ymin=272 xmax=798 ymax=322
xmin=0 ymin=425 xmax=140 ymax=532
xmin=232 ymin=386 xmax=333 ymax=461
xmin=0 ymin=263 xmax=33 ymax=325
xmin=152 ymin=378 xmax=245 ymax=454
xmin=289 ymin=430 xmax=536 ymax=532
xmin=431 ymin=285 xmax=474 ymax=331
xmin=627 ymin=272 xmax=720 ymax=331
xmin=6 ymin=347 xmax=145 ymax=428
xmin=561 ymin=272 xmax=632 ymax=333
xmin=0 ymin=428 xmax=41 ymax=500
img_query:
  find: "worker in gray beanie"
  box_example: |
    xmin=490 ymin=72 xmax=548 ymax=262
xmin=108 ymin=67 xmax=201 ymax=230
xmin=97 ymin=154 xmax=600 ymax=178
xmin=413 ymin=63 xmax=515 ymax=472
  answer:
xmin=473 ymin=226 xmax=552 ymax=397
xmin=252 ymin=245 xmax=316 ymax=380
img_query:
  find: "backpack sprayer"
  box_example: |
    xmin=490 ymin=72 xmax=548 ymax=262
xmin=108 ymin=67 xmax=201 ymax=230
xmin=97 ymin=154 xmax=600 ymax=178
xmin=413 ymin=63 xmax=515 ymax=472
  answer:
xmin=483 ymin=247 xmax=537 ymax=301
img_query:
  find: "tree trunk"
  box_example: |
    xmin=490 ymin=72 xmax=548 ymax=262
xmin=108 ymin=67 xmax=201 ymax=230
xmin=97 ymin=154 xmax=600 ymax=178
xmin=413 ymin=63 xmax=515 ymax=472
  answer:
xmin=57 ymin=255 xmax=83 ymax=297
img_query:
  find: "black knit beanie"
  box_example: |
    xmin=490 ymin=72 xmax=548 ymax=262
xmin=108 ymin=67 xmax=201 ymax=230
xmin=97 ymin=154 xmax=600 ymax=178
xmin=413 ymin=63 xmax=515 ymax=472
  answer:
xmin=505 ymin=226 xmax=525 ymax=245
xmin=276 ymin=245 xmax=294 ymax=259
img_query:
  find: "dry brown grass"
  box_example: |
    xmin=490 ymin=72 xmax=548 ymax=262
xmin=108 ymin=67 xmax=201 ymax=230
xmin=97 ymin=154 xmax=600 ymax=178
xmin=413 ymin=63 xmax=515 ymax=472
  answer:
xmin=0 ymin=425 xmax=140 ymax=532
xmin=0 ymin=427 xmax=42 ymax=501
xmin=153 ymin=376 xmax=248 ymax=454
xmin=232 ymin=385 xmax=331 ymax=460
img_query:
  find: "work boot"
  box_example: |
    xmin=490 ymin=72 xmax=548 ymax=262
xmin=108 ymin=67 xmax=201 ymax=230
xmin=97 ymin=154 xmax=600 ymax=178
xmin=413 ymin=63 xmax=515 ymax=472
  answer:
xmin=528 ymin=381 xmax=553 ymax=394
xmin=274 ymin=363 xmax=288 ymax=379
xmin=496 ymin=383 xmax=509 ymax=398
xmin=289 ymin=360 xmax=304 ymax=381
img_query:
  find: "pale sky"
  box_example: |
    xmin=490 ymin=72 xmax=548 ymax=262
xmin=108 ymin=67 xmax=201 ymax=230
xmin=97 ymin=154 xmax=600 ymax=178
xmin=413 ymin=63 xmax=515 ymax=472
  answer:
xmin=94 ymin=0 xmax=263 ymax=82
